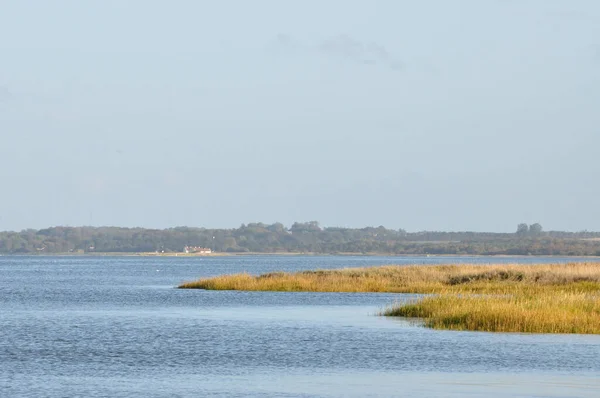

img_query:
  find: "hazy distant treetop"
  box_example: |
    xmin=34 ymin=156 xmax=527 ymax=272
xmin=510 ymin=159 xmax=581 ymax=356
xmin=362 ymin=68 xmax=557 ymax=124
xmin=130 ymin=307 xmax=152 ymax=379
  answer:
xmin=517 ymin=224 xmax=529 ymax=235
xmin=529 ymin=223 xmax=543 ymax=236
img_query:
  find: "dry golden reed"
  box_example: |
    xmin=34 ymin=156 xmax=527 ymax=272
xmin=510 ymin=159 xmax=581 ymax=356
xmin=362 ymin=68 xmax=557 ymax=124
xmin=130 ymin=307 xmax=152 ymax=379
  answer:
xmin=179 ymin=262 xmax=600 ymax=334
xmin=383 ymin=292 xmax=600 ymax=334
xmin=179 ymin=262 xmax=600 ymax=293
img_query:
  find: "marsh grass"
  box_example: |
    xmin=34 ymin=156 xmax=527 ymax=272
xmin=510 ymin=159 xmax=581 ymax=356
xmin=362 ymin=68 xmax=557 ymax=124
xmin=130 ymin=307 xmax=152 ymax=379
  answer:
xmin=383 ymin=291 xmax=600 ymax=334
xmin=178 ymin=262 xmax=600 ymax=334
xmin=178 ymin=263 xmax=600 ymax=293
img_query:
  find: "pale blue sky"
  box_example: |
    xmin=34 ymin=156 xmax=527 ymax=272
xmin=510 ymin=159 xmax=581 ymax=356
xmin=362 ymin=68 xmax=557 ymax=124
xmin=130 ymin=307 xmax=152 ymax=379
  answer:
xmin=1 ymin=0 xmax=599 ymax=232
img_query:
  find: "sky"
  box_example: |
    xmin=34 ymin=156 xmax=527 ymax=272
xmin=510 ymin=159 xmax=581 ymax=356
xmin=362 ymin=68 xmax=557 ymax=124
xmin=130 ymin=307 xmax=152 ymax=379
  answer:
xmin=1 ymin=0 xmax=599 ymax=232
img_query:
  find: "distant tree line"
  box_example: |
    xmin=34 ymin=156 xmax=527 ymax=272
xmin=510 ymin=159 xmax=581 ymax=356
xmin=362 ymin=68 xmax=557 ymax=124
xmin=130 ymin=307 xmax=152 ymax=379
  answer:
xmin=1 ymin=222 xmax=600 ymax=256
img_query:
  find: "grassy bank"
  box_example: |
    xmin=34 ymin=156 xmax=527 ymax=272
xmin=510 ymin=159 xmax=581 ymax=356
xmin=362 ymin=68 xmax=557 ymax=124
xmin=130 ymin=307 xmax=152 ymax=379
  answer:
xmin=179 ymin=263 xmax=600 ymax=334
xmin=383 ymin=291 xmax=600 ymax=334
xmin=179 ymin=263 xmax=600 ymax=293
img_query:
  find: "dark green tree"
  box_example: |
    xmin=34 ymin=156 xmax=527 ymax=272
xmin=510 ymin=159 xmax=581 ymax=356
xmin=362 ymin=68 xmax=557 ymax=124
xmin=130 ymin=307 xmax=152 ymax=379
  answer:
xmin=516 ymin=223 xmax=529 ymax=235
xmin=529 ymin=223 xmax=543 ymax=236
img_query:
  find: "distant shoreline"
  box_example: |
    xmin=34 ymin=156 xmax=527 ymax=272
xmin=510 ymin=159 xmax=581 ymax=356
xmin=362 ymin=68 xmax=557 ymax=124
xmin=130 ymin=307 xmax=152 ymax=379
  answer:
xmin=3 ymin=223 xmax=600 ymax=257
xmin=2 ymin=252 xmax=600 ymax=258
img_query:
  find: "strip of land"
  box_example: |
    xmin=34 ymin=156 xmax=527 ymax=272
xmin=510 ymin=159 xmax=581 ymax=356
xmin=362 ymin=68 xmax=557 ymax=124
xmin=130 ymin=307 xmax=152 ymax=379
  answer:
xmin=179 ymin=263 xmax=600 ymax=334
xmin=4 ymin=223 xmax=600 ymax=256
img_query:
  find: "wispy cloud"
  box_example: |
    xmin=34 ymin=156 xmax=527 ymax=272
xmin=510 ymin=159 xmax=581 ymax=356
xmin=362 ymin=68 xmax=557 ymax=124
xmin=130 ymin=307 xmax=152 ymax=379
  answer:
xmin=318 ymin=35 xmax=402 ymax=71
xmin=273 ymin=33 xmax=302 ymax=51
xmin=271 ymin=34 xmax=402 ymax=71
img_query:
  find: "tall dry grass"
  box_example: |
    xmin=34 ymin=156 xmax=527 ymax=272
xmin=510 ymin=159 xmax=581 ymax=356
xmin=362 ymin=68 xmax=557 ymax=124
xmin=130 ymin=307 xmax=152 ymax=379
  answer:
xmin=178 ymin=263 xmax=600 ymax=293
xmin=179 ymin=262 xmax=600 ymax=334
xmin=383 ymin=291 xmax=600 ymax=334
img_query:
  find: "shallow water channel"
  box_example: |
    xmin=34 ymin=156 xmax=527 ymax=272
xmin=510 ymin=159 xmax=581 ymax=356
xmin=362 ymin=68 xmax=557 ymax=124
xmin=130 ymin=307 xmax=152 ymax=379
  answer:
xmin=1 ymin=255 xmax=599 ymax=397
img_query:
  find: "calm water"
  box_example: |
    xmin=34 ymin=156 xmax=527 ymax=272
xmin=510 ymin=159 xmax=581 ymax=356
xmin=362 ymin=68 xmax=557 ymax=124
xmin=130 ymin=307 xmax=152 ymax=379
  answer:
xmin=1 ymin=255 xmax=599 ymax=397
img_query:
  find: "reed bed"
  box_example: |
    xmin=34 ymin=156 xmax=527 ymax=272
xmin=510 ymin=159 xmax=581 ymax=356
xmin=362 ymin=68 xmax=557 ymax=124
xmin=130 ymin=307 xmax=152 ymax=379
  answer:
xmin=178 ymin=262 xmax=600 ymax=293
xmin=179 ymin=262 xmax=600 ymax=334
xmin=383 ymin=291 xmax=600 ymax=334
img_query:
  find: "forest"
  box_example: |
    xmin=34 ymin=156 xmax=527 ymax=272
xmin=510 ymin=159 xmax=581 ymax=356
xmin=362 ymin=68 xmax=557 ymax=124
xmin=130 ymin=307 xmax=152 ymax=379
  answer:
xmin=1 ymin=222 xmax=600 ymax=256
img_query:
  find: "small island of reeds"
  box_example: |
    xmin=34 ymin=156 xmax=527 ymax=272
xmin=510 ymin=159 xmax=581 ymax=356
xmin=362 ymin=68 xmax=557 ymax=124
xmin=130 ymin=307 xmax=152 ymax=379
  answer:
xmin=179 ymin=263 xmax=600 ymax=334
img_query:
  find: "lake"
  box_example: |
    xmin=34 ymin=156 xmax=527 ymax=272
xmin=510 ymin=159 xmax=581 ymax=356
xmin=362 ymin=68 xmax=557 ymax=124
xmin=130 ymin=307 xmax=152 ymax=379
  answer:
xmin=1 ymin=255 xmax=599 ymax=397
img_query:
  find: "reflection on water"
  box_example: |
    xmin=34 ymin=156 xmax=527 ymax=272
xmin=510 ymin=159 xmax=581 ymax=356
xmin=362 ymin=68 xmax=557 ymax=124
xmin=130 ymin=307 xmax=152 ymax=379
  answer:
xmin=1 ymin=256 xmax=599 ymax=397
